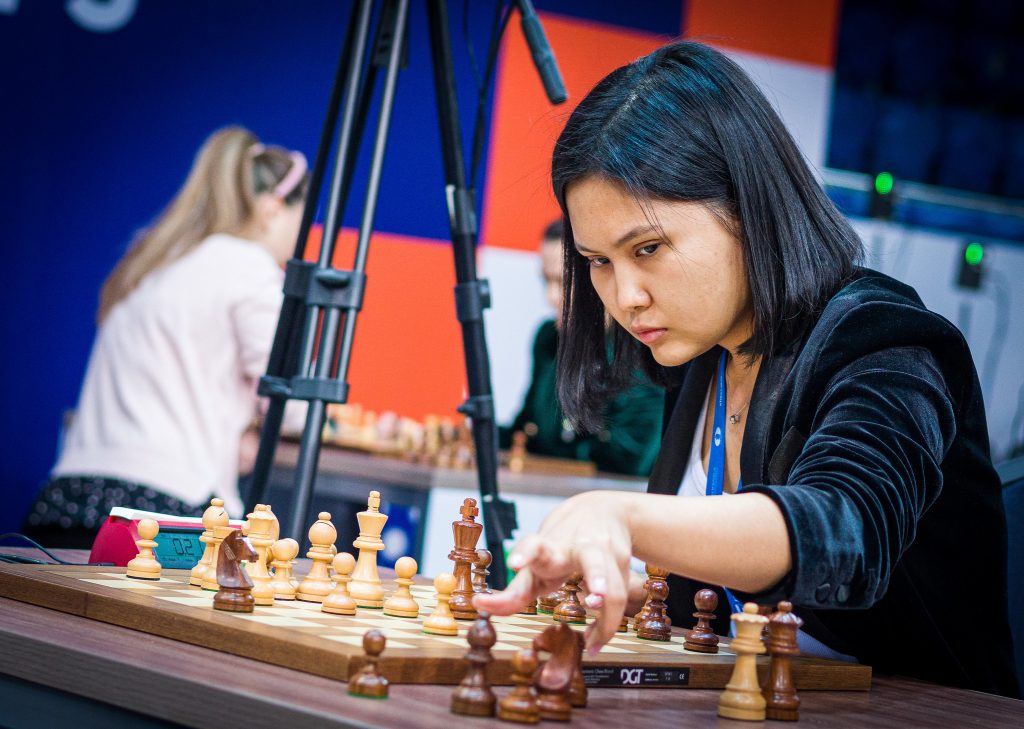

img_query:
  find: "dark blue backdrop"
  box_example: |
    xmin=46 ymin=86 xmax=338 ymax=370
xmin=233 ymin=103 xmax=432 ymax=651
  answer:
xmin=0 ymin=1 xmax=683 ymax=535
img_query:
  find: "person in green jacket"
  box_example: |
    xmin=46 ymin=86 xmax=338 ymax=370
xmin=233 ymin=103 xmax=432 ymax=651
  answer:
xmin=500 ymin=221 xmax=663 ymax=476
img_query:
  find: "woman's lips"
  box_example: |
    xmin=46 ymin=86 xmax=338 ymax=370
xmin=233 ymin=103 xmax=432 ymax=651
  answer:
xmin=634 ymin=328 xmax=666 ymax=344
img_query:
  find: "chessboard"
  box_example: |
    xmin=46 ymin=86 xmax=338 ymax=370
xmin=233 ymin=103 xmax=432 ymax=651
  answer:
xmin=0 ymin=563 xmax=870 ymax=691
xmin=315 ymin=402 xmax=599 ymax=477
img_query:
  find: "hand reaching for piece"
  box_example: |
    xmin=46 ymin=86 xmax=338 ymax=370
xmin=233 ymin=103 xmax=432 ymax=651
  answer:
xmin=473 ymin=491 xmax=634 ymax=654
xmin=473 ymin=488 xmax=792 ymax=653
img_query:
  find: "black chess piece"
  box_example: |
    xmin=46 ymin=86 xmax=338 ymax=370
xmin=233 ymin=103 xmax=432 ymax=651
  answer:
xmin=532 ymin=623 xmax=576 ymax=721
xmin=451 ymin=611 xmax=497 ymax=716
xmin=498 ymin=647 xmax=540 ymax=723
xmin=684 ymin=588 xmax=720 ymax=653
xmin=348 ymin=630 xmax=389 ymax=698
xmin=636 ymin=568 xmax=671 ymax=641
xmin=553 ymin=574 xmax=586 ymax=624
xmin=449 ymin=499 xmax=482 ymax=620
xmin=763 ymin=601 xmax=803 ymax=721
xmin=472 ymin=548 xmax=492 ymax=594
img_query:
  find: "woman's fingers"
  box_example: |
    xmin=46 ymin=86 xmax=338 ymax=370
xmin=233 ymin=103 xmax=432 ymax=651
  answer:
xmin=506 ymin=534 xmax=543 ymax=571
xmin=473 ymin=566 xmax=537 ymax=615
xmin=477 ymin=492 xmax=634 ymax=650
xmin=508 ymin=535 xmax=573 ymax=577
xmin=625 ymin=570 xmax=649 ymax=615
xmin=576 ymin=546 xmax=628 ymax=653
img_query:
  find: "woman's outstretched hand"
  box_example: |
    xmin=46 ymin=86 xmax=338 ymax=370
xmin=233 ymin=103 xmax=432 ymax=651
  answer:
xmin=473 ymin=491 xmax=635 ymax=654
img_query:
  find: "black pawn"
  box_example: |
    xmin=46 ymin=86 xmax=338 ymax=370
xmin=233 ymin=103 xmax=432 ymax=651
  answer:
xmin=763 ymin=601 xmax=803 ymax=721
xmin=553 ymin=574 xmax=587 ymax=624
xmin=348 ymin=630 xmax=389 ymax=698
xmin=684 ymin=588 xmax=720 ymax=653
xmin=472 ymin=548 xmax=492 ymax=594
xmin=537 ymin=586 xmax=563 ymax=614
xmin=636 ymin=579 xmax=671 ymax=641
xmin=451 ymin=611 xmax=497 ymax=716
xmin=498 ymin=648 xmax=540 ymax=724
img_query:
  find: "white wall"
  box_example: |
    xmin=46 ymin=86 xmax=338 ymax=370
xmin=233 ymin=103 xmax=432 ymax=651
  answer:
xmin=481 ymin=245 xmax=553 ymax=424
xmin=857 ymin=220 xmax=1023 ymax=460
xmin=728 ymin=50 xmax=835 ymax=171
xmin=737 ymin=49 xmax=1024 ymax=460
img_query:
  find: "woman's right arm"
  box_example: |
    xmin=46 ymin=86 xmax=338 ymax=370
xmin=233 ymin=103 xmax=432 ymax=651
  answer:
xmin=474 ymin=489 xmax=792 ymax=653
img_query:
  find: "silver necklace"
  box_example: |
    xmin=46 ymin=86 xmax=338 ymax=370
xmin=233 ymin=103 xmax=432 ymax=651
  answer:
xmin=726 ymin=376 xmax=752 ymax=424
xmin=725 ymin=355 xmax=759 ymax=425
xmin=728 ymin=403 xmax=749 ymax=425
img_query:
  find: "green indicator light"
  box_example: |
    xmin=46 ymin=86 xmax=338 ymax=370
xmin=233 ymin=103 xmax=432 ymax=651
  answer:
xmin=964 ymin=242 xmax=984 ymax=266
xmin=874 ymin=172 xmax=894 ymax=196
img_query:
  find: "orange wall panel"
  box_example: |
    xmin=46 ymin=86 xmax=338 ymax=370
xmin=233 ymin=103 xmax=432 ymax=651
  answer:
xmin=481 ymin=13 xmax=667 ymax=253
xmin=683 ymin=0 xmax=840 ymax=68
xmin=303 ymin=228 xmax=465 ymax=420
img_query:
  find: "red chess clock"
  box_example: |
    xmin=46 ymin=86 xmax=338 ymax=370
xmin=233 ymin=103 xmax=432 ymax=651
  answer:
xmin=89 ymin=507 xmax=244 ymax=568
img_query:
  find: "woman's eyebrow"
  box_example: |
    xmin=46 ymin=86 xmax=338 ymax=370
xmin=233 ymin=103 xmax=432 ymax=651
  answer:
xmin=575 ymin=224 xmax=660 ymax=254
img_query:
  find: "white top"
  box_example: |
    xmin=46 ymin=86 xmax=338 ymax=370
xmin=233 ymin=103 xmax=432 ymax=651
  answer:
xmin=677 ymin=384 xmax=857 ymax=662
xmin=678 ymin=386 xmax=712 ymax=497
xmin=54 ymin=234 xmax=289 ymax=517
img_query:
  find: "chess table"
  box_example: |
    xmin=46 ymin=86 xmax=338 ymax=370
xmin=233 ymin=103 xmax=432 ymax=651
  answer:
xmin=1 ymin=554 xmax=1022 ymax=727
xmin=0 ymin=564 xmax=869 ymax=690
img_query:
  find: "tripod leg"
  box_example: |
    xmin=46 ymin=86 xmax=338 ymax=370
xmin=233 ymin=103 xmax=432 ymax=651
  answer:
xmin=288 ymin=0 xmax=411 ymax=542
xmin=246 ymin=0 xmax=365 ymax=514
xmin=426 ymin=0 xmax=514 ymax=589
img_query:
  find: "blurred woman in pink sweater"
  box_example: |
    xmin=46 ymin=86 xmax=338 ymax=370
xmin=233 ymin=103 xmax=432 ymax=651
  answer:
xmin=25 ymin=126 xmax=308 ymax=547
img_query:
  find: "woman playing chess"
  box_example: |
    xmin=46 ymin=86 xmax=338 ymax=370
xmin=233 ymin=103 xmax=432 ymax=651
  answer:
xmin=24 ymin=127 xmax=309 ymax=547
xmin=477 ymin=41 xmax=1019 ymax=698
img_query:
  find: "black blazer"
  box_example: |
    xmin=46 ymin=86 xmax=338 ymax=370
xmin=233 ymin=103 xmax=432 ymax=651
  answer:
xmin=647 ymin=268 xmax=1019 ymax=697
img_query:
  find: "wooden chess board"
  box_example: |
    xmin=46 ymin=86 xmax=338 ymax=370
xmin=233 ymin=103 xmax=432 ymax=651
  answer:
xmin=0 ymin=563 xmax=871 ymax=690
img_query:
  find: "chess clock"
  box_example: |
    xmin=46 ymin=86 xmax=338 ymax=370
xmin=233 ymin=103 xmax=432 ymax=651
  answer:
xmin=89 ymin=506 xmax=244 ymax=569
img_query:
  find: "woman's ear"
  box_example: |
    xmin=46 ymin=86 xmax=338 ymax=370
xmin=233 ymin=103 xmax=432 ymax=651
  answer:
xmin=254 ymin=192 xmax=284 ymax=230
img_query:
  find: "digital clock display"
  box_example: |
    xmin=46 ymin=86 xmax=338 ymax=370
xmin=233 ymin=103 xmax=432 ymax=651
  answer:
xmin=152 ymin=526 xmax=205 ymax=570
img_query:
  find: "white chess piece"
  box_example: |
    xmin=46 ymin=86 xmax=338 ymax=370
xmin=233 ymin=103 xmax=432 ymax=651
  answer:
xmin=296 ymin=512 xmax=336 ymax=603
xmin=322 ymin=552 xmax=357 ymax=615
xmin=126 ymin=518 xmax=161 ymax=580
xmin=422 ymin=572 xmax=458 ymax=636
xmin=348 ymin=492 xmax=387 ymax=607
xmin=382 ymin=557 xmax=419 ymax=618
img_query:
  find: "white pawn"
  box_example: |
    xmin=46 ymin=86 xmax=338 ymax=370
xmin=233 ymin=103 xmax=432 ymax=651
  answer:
xmin=126 ymin=518 xmax=161 ymax=580
xmin=269 ymin=538 xmax=299 ymax=600
xmin=422 ymin=572 xmax=458 ymax=636
xmin=202 ymin=525 xmax=235 ymax=591
xmin=190 ymin=497 xmax=228 ymax=586
xmin=322 ymin=552 xmax=357 ymax=615
xmin=245 ymin=504 xmax=277 ymax=606
xmin=383 ymin=557 xmax=419 ymax=618
xmin=296 ymin=512 xmax=336 ymax=603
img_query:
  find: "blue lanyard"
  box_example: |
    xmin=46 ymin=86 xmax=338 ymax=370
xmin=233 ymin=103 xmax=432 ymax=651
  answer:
xmin=707 ymin=349 xmax=745 ymax=618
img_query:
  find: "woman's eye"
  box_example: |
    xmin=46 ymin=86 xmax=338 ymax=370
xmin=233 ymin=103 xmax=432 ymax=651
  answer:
xmin=588 ymin=256 xmax=609 ymax=268
xmin=637 ymin=243 xmax=660 ymax=257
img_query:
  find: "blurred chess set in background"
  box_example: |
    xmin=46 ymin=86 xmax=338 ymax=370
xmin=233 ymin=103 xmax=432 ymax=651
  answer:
xmin=316 ymin=403 xmax=595 ymax=477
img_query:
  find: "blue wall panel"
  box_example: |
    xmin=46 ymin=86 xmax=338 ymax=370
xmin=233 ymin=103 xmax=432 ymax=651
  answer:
xmin=0 ymin=0 xmax=518 ymax=533
xmin=1 ymin=0 xmax=677 ymax=534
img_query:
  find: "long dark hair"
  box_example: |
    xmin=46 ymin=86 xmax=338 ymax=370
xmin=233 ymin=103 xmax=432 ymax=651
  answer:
xmin=553 ymin=41 xmax=862 ymax=431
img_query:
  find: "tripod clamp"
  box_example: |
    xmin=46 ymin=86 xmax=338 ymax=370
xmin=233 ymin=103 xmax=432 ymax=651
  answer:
xmin=458 ymin=389 xmax=519 ymax=545
xmin=454 ymin=280 xmax=490 ymax=324
xmin=257 ymin=259 xmax=367 ymax=405
xmin=283 ymin=260 xmax=367 ymax=312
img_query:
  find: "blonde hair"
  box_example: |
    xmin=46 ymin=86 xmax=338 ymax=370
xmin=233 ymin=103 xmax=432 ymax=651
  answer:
xmin=98 ymin=126 xmax=308 ymax=322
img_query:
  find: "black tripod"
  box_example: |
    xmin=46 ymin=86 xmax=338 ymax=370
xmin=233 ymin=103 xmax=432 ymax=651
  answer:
xmin=245 ymin=0 xmax=565 ymax=590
